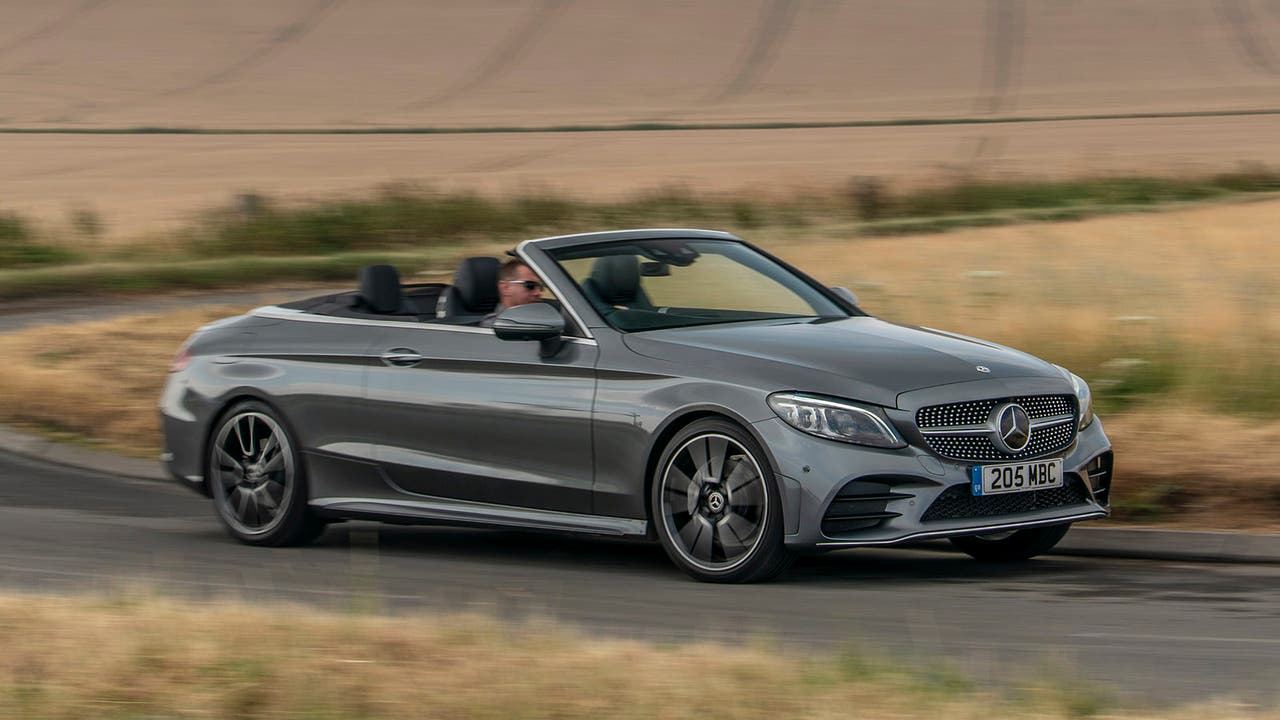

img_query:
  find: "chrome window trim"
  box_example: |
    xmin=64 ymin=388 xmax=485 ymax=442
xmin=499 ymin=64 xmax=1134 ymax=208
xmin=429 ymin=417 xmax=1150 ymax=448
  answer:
xmin=247 ymin=306 xmax=599 ymax=345
xmin=515 ymin=229 xmax=741 ymax=335
xmin=518 ymin=228 xmax=721 ymax=247
xmin=515 ymin=238 xmax=595 ymax=340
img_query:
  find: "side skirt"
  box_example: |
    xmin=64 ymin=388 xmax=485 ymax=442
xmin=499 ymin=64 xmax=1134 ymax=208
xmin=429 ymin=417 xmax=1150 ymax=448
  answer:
xmin=310 ymin=496 xmax=649 ymax=538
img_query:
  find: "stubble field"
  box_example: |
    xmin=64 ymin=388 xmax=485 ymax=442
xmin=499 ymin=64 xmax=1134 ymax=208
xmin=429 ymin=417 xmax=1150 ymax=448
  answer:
xmin=5 ymin=0 xmax=1280 ymax=237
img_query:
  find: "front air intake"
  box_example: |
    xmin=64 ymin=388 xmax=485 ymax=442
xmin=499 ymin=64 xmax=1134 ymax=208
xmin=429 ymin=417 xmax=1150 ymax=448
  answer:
xmin=921 ymin=474 xmax=1091 ymax=522
xmin=821 ymin=479 xmax=913 ymax=537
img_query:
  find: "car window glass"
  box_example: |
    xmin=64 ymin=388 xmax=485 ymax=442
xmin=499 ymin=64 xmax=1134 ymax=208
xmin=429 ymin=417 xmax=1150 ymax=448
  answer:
xmin=642 ymin=253 xmax=812 ymax=314
xmin=550 ymin=239 xmax=845 ymax=332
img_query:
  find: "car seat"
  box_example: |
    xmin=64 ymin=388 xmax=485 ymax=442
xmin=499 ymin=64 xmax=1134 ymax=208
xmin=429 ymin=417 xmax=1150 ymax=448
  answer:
xmin=437 ymin=256 xmax=501 ymax=324
xmin=581 ymin=255 xmax=655 ymax=313
xmin=356 ymin=264 xmax=408 ymax=314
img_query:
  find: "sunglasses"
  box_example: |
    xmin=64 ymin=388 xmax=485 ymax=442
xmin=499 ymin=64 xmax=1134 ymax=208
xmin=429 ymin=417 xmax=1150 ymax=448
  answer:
xmin=504 ymin=280 xmax=544 ymax=291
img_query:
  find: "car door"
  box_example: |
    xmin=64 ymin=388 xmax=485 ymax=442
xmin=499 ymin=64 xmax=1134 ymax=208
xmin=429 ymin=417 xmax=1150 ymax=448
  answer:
xmin=239 ymin=312 xmax=391 ymax=499
xmin=364 ymin=323 xmax=597 ymax=514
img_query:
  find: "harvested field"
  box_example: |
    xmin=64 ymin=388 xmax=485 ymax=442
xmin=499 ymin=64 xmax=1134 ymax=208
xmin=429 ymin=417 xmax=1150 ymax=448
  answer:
xmin=7 ymin=116 xmax=1280 ymax=241
xmin=4 ymin=0 xmax=1280 ymax=128
xmin=5 ymin=1 xmax=1280 ymax=238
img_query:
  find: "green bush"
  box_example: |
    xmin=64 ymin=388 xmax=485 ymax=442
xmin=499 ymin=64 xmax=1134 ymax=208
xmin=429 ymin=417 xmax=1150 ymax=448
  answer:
xmin=0 ymin=212 xmax=77 ymax=268
xmin=194 ymin=187 xmax=765 ymax=257
xmin=187 ymin=169 xmax=1280 ymax=257
xmin=887 ymin=177 xmax=1228 ymax=218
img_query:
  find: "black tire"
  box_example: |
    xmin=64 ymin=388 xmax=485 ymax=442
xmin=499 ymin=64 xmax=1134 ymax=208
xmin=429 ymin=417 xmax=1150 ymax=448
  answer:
xmin=948 ymin=524 xmax=1070 ymax=562
xmin=207 ymin=400 xmax=325 ymax=547
xmin=651 ymin=418 xmax=794 ymax=583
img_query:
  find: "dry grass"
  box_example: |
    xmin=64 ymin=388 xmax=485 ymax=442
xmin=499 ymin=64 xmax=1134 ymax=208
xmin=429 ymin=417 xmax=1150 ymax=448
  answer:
xmin=0 ymin=307 xmax=243 ymax=448
xmin=0 ymin=591 xmax=1272 ymax=720
xmin=776 ymin=199 xmax=1280 ymax=349
xmin=1103 ymin=409 xmax=1280 ymax=530
xmin=772 ymin=199 xmax=1280 ymax=415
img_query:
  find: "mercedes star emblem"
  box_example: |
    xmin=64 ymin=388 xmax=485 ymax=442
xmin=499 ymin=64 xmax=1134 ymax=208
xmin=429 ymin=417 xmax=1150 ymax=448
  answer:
xmin=990 ymin=403 xmax=1032 ymax=453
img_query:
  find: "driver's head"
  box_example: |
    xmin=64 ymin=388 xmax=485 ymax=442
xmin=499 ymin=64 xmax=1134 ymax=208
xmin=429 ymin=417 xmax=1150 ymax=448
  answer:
xmin=497 ymin=259 xmax=544 ymax=309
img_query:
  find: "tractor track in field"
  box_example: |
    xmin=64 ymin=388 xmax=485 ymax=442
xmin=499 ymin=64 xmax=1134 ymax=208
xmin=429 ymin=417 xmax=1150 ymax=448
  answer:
xmin=401 ymin=0 xmax=575 ymax=111
xmin=711 ymin=0 xmax=800 ymax=102
xmin=52 ymin=0 xmax=345 ymax=122
xmin=0 ymin=0 xmax=110 ymax=64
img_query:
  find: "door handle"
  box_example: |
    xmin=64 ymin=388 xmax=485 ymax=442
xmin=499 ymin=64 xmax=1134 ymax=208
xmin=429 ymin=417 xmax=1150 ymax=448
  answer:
xmin=380 ymin=348 xmax=424 ymax=367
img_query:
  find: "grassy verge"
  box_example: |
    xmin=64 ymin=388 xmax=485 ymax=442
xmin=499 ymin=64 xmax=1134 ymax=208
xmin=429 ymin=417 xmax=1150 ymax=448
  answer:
xmin=3 ymin=169 xmax=1280 ymax=299
xmin=0 ymin=591 xmax=1269 ymax=720
xmin=0 ymin=212 xmax=77 ymax=269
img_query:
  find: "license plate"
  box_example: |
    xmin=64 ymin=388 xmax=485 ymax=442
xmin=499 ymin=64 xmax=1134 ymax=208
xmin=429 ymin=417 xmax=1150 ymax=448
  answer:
xmin=970 ymin=459 xmax=1064 ymax=496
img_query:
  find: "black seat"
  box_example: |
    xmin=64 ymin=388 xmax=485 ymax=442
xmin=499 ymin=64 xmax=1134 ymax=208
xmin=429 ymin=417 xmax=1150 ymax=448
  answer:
xmin=582 ymin=255 xmax=654 ymax=313
xmin=437 ymin=256 xmax=501 ymax=324
xmin=356 ymin=264 xmax=408 ymax=314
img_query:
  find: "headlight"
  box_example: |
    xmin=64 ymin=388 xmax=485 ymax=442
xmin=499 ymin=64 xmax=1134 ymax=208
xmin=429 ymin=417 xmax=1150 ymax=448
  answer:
xmin=767 ymin=393 xmax=906 ymax=448
xmin=1055 ymin=365 xmax=1094 ymax=429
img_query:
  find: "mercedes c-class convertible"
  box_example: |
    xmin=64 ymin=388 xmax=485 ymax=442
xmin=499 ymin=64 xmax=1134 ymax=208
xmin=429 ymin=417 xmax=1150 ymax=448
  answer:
xmin=161 ymin=229 xmax=1114 ymax=582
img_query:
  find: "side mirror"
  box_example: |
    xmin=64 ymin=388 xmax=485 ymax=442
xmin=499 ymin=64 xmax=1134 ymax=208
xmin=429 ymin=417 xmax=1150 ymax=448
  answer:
xmin=830 ymin=286 xmax=859 ymax=307
xmin=492 ymin=303 xmax=566 ymax=357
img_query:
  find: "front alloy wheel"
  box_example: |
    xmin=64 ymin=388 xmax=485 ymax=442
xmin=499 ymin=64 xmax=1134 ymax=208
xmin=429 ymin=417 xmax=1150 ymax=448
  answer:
xmin=653 ymin=419 xmax=793 ymax=583
xmin=208 ymin=401 xmax=323 ymax=546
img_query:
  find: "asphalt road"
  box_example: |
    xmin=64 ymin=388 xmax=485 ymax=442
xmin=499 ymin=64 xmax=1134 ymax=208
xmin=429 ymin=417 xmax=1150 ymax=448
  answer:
xmin=2 ymin=451 xmax=1277 ymax=705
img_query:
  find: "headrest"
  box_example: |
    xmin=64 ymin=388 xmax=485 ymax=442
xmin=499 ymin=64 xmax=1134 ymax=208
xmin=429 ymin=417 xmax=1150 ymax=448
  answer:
xmin=359 ymin=264 xmax=402 ymax=314
xmin=453 ymin=257 xmax=501 ymax=312
xmin=590 ymin=255 xmax=642 ymax=305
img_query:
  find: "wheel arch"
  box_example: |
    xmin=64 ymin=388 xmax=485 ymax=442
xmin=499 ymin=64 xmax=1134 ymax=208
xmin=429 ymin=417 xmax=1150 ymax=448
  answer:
xmin=201 ymin=391 xmax=300 ymax=497
xmin=641 ymin=405 xmax=781 ymax=537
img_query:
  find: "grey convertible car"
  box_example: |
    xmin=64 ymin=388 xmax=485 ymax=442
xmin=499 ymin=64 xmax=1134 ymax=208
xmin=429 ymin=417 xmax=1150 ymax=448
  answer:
xmin=161 ymin=229 xmax=1113 ymax=582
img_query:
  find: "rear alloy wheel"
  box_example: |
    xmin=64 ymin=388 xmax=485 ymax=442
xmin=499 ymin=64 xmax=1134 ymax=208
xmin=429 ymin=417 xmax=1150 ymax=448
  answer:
xmin=948 ymin=524 xmax=1070 ymax=562
xmin=208 ymin=401 xmax=324 ymax=546
xmin=652 ymin=419 xmax=793 ymax=583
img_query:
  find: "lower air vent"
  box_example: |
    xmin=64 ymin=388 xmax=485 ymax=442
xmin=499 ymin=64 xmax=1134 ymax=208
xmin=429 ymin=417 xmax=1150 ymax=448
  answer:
xmin=821 ymin=479 xmax=912 ymax=537
xmin=920 ymin=475 xmax=1090 ymax=523
xmin=1085 ymin=451 xmax=1114 ymax=506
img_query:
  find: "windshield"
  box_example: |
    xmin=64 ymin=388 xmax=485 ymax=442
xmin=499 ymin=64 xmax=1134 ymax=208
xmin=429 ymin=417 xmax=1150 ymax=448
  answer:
xmin=548 ymin=239 xmax=848 ymax=332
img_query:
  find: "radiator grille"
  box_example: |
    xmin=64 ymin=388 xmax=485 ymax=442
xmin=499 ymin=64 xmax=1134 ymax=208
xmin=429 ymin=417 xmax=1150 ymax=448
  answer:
xmin=916 ymin=395 xmax=1076 ymax=461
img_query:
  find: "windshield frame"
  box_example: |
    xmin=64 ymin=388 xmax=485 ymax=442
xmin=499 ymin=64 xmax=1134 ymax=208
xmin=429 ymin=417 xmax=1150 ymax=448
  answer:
xmin=542 ymin=236 xmax=859 ymax=333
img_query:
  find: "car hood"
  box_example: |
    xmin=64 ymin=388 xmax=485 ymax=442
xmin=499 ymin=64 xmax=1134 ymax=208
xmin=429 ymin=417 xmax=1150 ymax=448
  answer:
xmin=621 ymin=316 xmax=1062 ymax=407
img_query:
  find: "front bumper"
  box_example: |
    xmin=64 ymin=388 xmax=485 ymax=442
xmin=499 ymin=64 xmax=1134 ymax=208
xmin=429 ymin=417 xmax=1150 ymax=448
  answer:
xmin=754 ymin=414 xmax=1112 ymax=550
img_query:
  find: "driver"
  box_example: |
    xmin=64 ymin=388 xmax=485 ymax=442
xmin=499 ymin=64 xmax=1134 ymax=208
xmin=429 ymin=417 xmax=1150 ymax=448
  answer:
xmin=479 ymin=259 xmax=544 ymax=327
